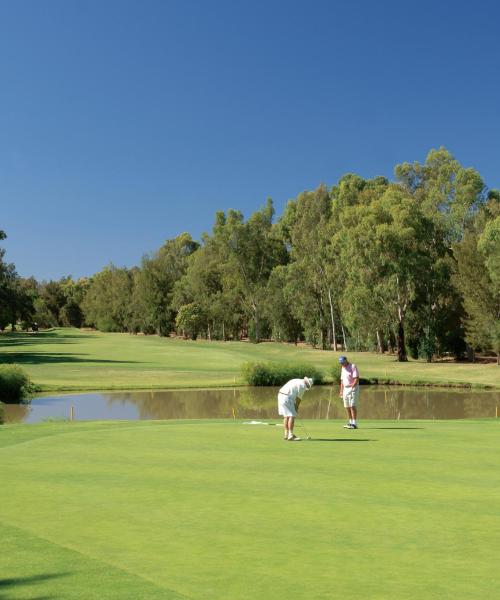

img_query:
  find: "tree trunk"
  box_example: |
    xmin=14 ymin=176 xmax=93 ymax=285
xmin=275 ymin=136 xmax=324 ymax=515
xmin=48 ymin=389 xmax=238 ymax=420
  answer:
xmin=397 ymin=320 xmax=408 ymax=362
xmin=341 ymin=324 xmax=348 ymax=351
xmin=254 ymin=313 xmax=259 ymax=343
xmin=328 ymin=288 xmax=337 ymax=352
xmin=376 ymin=330 xmax=383 ymax=354
xmin=207 ymin=321 xmax=211 ymax=341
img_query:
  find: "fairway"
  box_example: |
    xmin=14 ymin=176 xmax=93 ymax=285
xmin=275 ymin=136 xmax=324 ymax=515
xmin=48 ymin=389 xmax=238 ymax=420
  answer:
xmin=0 ymin=328 xmax=498 ymax=391
xmin=1 ymin=419 xmax=499 ymax=599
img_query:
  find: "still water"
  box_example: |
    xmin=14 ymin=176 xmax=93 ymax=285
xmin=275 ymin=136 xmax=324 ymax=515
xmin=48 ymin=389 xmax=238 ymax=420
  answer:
xmin=2 ymin=386 xmax=499 ymax=423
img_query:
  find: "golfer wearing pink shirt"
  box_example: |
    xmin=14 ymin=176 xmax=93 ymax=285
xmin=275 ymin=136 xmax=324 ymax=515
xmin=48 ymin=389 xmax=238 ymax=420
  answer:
xmin=338 ymin=355 xmax=360 ymax=429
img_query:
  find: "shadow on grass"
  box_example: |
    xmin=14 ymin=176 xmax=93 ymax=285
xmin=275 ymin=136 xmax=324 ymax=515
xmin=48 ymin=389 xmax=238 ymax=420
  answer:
xmin=0 ymin=331 xmax=95 ymax=348
xmin=306 ymin=438 xmax=375 ymax=442
xmin=364 ymin=427 xmax=424 ymax=430
xmin=1 ymin=353 xmax=138 ymax=366
xmin=0 ymin=571 xmax=70 ymax=598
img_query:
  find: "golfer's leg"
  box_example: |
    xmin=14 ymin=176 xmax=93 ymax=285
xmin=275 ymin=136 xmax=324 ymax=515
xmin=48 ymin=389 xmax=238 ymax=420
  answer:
xmin=289 ymin=416 xmax=295 ymax=436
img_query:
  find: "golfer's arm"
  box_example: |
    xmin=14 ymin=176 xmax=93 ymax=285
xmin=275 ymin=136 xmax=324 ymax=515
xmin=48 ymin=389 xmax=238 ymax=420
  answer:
xmin=352 ymin=377 xmax=359 ymax=388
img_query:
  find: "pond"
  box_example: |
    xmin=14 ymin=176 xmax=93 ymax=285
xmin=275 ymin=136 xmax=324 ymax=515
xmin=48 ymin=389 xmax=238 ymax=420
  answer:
xmin=2 ymin=386 xmax=499 ymax=423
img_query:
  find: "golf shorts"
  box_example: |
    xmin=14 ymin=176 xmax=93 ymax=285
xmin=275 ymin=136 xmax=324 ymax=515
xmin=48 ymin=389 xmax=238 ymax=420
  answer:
xmin=343 ymin=386 xmax=359 ymax=408
xmin=278 ymin=392 xmax=297 ymax=417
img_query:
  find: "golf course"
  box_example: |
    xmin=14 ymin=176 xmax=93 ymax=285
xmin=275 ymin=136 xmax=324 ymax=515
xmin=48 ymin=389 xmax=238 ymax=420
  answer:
xmin=0 ymin=328 xmax=498 ymax=391
xmin=3 ymin=2 xmax=500 ymax=598
xmin=1 ymin=329 xmax=499 ymax=598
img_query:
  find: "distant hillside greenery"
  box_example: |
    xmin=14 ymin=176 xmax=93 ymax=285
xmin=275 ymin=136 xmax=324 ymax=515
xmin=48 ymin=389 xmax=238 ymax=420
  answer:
xmin=1 ymin=148 xmax=499 ymax=364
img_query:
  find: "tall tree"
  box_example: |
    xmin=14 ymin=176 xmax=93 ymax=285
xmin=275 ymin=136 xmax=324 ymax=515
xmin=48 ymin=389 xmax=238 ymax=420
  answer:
xmin=133 ymin=233 xmax=199 ymax=335
xmin=395 ymin=147 xmax=485 ymax=244
xmin=212 ymin=200 xmax=286 ymax=342
xmin=81 ymin=266 xmax=134 ymax=332
xmin=279 ymin=186 xmax=334 ymax=349
xmin=454 ymin=196 xmax=500 ymax=363
xmin=338 ymin=184 xmax=434 ymax=361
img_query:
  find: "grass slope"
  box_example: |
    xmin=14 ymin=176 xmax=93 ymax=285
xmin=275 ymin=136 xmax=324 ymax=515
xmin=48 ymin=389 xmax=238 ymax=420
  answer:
xmin=1 ymin=419 xmax=499 ymax=599
xmin=0 ymin=328 xmax=498 ymax=391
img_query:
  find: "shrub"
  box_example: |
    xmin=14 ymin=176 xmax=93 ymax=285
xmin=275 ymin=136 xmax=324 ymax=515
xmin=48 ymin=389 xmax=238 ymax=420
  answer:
xmin=419 ymin=326 xmax=436 ymax=362
xmin=241 ymin=362 xmax=324 ymax=386
xmin=0 ymin=365 xmax=35 ymax=403
xmin=330 ymin=362 xmax=342 ymax=384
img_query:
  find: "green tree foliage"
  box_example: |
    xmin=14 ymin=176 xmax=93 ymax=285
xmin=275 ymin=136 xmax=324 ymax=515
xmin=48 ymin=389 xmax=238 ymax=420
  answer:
xmin=2 ymin=148 xmax=494 ymax=366
xmin=454 ymin=196 xmax=500 ymax=363
xmin=0 ymin=231 xmax=35 ymax=331
xmin=210 ymin=200 xmax=286 ymax=342
xmin=172 ymin=233 xmax=227 ymax=340
xmin=278 ymin=186 xmax=335 ymax=349
xmin=395 ymin=147 xmax=485 ymax=243
xmin=81 ymin=266 xmax=135 ymax=332
xmin=132 ymin=233 xmax=199 ymax=335
xmin=175 ymin=302 xmax=206 ymax=340
xmin=264 ymin=265 xmax=302 ymax=343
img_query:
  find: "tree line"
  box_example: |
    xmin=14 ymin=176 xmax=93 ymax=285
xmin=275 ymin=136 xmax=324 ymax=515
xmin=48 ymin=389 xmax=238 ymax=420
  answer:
xmin=1 ymin=148 xmax=499 ymax=363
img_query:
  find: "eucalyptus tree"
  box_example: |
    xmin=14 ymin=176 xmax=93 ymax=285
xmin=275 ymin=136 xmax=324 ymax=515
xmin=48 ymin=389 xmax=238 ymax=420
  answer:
xmin=394 ymin=148 xmax=488 ymax=360
xmin=81 ymin=265 xmax=135 ymax=332
xmin=264 ymin=265 xmax=302 ymax=343
xmin=454 ymin=195 xmax=500 ymax=363
xmin=336 ymin=183 xmax=435 ymax=361
xmin=279 ymin=185 xmax=335 ymax=349
xmin=175 ymin=302 xmax=206 ymax=340
xmin=211 ymin=199 xmax=286 ymax=342
xmin=395 ymin=147 xmax=485 ymax=244
xmin=172 ymin=233 xmax=226 ymax=340
xmin=0 ymin=230 xmax=34 ymax=330
xmin=331 ymin=175 xmax=390 ymax=351
xmin=56 ymin=277 xmax=89 ymax=327
xmin=133 ymin=233 xmax=199 ymax=335
xmin=0 ymin=263 xmax=26 ymax=330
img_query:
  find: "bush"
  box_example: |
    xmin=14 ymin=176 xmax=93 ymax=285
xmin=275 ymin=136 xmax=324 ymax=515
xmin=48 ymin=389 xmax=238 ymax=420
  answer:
xmin=0 ymin=365 xmax=35 ymax=403
xmin=419 ymin=326 xmax=436 ymax=362
xmin=330 ymin=362 xmax=342 ymax=384
xmin=241 ymin=362 xmax=324 ymax=386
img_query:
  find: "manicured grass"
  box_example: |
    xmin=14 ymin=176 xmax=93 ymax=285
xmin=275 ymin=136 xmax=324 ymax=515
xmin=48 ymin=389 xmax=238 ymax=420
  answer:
xmin=1 ymin=418 xmax=499 ymax=599
xmin=0 ymin=328 xmax=498 ymax=391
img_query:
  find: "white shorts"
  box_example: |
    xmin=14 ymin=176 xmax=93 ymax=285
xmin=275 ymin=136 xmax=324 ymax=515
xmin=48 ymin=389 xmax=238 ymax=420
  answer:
xmin=278 ymin=393 xmax=297 ymax=417
xmin=343 ymin=386 xmax=359 ymax=408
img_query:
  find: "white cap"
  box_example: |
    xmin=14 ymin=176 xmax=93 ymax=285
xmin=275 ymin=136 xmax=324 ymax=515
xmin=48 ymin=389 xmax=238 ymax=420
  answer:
xmin=304 ymin=377 xmax=313 ymax=389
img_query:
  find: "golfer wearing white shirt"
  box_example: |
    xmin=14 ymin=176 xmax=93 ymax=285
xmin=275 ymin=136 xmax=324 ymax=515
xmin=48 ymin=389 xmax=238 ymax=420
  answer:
xmin=338 ymin=355 xmax=360 ymax=429
xmin=278 ymin=377 xmax=313 ymax=441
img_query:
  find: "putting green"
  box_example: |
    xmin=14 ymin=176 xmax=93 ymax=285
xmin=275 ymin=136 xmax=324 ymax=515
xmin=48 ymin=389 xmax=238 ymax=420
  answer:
xmin=1 ymin=419 xmax=499 ymax=599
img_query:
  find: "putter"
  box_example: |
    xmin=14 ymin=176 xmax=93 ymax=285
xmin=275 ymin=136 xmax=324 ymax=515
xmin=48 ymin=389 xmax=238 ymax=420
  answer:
xmin=299 ymin=420 xmax=312 ymax=440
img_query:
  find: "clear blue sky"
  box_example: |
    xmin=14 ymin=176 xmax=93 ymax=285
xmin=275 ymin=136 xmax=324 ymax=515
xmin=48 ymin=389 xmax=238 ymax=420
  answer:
xmin=1 ymin=0 xmax=499 ymax=280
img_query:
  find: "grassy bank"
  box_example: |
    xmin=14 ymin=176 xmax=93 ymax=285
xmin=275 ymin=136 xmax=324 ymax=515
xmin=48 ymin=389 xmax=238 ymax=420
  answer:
xmin=0 ymin=328 xmax=498 ymax=391
xmin=1 ymin=418 xmax=499 ymax=599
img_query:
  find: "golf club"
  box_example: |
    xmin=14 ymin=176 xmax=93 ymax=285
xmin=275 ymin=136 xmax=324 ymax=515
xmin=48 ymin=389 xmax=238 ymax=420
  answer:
xmin=299 ymin=419 xmax=312 ymax=440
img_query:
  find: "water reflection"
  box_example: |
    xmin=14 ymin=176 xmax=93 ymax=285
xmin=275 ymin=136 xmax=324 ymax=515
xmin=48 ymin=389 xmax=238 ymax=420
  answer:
xmin=2 ymin=386 xmax=499 ymax=424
